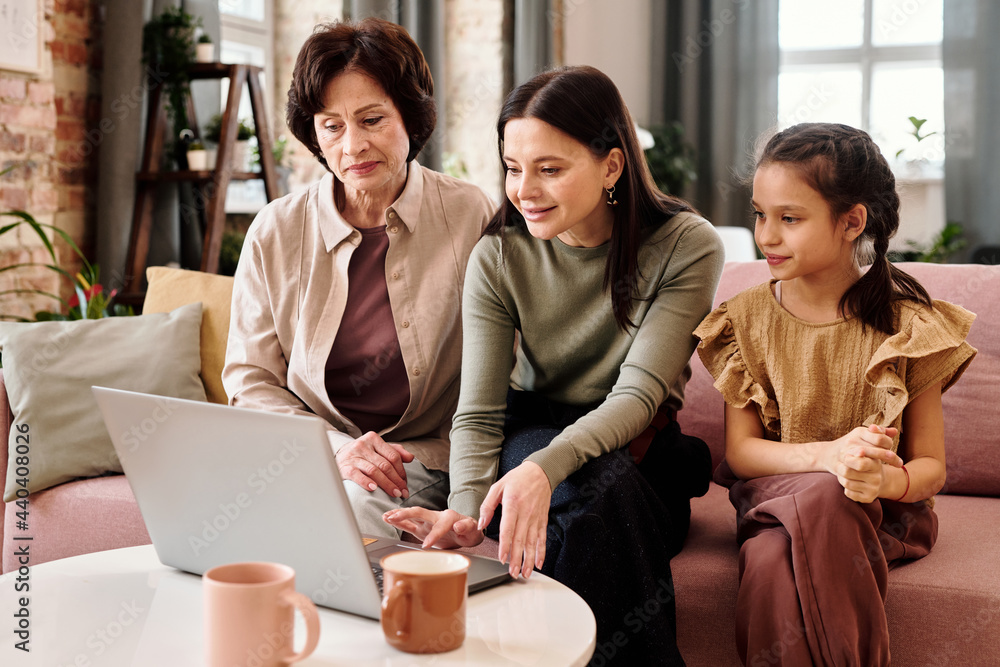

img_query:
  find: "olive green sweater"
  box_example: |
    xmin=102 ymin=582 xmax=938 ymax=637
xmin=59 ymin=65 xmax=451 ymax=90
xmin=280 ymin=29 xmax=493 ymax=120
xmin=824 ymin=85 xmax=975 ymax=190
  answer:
xmin=448 ymin=212 xmax=725 ymax=519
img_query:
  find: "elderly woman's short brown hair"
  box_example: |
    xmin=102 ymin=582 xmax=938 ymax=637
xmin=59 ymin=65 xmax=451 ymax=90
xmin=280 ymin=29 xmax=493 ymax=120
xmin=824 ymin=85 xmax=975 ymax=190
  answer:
xmin=286 ymin=18 xmax=436 ymax=169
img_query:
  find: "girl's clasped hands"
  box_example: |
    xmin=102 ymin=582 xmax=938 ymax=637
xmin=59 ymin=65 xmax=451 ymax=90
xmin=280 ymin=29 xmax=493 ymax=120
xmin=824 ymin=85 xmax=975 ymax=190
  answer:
xmin=825 ymin=424 xmax=902 ymax=503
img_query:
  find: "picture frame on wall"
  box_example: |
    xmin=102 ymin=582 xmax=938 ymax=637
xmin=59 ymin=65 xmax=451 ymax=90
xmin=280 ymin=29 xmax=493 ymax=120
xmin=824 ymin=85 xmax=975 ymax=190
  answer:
xmin=0 ymin=0 xmax=43 ymax=74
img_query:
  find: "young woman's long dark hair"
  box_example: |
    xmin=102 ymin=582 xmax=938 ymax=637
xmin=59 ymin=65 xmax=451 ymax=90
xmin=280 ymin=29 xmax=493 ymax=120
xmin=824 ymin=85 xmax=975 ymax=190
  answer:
xmin=485 ymin=65 xmax=695 ymax=330
xmin=756 ymin=123 xmax=931 ymax=334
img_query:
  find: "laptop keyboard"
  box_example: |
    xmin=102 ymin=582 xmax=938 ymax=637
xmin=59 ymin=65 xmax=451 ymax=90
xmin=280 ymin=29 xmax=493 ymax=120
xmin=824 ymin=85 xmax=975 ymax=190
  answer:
xmin=371 ymin=564 xmax=384 ymax=595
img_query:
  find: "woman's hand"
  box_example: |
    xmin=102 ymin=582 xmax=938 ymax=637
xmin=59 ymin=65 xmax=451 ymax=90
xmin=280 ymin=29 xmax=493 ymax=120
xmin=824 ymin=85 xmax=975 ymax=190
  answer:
xmin=382 ymin=507 xmax=484 ymax=549
xmin=478 ymin=461 xmax=552 ymax=580
xmin=825 ymin=424 xmax=903 ymax=503
xmin=336 ymin=432 xmax=414 ymax=499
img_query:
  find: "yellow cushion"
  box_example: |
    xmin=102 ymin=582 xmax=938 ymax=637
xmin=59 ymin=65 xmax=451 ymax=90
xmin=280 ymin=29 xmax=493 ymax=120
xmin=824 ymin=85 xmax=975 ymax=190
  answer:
xmin=143 ymin=267 xmax=234 ymax=404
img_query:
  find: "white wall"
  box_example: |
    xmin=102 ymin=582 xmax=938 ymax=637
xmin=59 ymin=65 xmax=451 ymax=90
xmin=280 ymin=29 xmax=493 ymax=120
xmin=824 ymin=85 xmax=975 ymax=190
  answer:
xmin=562 ymin=0 xmax=653 ymax=126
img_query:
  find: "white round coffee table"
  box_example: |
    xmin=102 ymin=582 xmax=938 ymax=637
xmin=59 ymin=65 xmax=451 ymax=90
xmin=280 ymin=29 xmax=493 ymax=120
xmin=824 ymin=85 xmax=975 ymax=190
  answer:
xmin=0 ymin=545 xmax=595 ymax=666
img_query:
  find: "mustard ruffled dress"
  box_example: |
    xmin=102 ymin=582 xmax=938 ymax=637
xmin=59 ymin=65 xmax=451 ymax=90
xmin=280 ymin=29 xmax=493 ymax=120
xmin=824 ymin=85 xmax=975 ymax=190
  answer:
xmin=694 ymin=281 xmax=977 ymax=452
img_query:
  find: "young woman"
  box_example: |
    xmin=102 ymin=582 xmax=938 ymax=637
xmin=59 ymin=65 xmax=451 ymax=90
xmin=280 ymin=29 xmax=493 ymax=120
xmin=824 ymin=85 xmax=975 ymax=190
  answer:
xmin=386 ymin=65 xmax=725 ymax=665
xmin=695 ymin=122 xmax=977 ymax=666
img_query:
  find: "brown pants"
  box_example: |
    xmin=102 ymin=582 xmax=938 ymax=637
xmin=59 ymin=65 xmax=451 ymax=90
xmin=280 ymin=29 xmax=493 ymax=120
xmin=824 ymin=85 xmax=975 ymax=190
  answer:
xmin=722 ymin=470 xmax=938 ymax=667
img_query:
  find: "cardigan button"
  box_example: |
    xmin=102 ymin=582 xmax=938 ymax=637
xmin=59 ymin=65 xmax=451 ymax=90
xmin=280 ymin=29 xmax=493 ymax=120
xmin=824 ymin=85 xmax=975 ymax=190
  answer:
xmin=391 ymin=271 xmax=399 ymax=280
xmin=389 ymin=226 xmax=399 ymax=234
xmin=412 ymin=367 xmax=421 ymax=376
xmin=402 ymin=320 xmax=410 ymax=328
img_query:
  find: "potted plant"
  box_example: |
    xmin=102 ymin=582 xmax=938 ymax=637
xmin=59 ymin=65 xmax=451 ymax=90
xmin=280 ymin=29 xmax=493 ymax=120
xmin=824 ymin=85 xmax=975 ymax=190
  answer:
xmin=251 ymin=135 xmax=293 ymax=194
xmin=195 ymin=33 xmax=214 ymax=63
xmin=643 ymin=122 xmax=698 ymax=196
xmin=142 ymin=6 xmax=203 ymax=150
xmin=204 ymin=113 xmax=255 ymax=171
xmin=186 ymin=139 xmax=208 ymax=171
xmin=0 ymin=210 xmax=133 ymax=324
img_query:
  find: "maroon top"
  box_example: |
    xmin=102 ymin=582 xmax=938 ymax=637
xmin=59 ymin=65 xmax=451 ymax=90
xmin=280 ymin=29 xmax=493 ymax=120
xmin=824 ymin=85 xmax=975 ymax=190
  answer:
xmin=325 ymin=226 xmax=410 ymax=434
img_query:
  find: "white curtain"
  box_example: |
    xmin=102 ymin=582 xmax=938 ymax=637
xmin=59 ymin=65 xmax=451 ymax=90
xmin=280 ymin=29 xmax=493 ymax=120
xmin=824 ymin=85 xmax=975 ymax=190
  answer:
xmin=943 ymin=0 xmax=1000 ymax=260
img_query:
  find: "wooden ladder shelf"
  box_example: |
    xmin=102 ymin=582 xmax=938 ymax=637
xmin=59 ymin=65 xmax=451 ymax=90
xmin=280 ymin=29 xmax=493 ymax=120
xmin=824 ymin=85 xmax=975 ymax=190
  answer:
xmin=122 ymin=62 xmax=279 ymax=301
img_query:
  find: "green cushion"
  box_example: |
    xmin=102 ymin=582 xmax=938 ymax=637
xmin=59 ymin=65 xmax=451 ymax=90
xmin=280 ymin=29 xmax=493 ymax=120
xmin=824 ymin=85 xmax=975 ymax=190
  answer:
xmin=0 ymin=302 xmax=206 ymax=501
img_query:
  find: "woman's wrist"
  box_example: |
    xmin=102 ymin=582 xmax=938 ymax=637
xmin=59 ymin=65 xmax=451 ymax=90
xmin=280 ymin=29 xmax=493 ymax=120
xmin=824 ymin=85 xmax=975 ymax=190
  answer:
xmin=880 ymin=463 xmax=910 ymax=501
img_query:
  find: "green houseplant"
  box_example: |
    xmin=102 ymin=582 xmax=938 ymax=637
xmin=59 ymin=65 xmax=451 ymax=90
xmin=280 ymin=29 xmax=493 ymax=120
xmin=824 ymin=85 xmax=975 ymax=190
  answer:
xmin=142 ymin=6 xmax=202 ymax=140
xmin=204 ymin=113 xmax=255 ymax=171
xmin=643 ymin=122 xmax=698 ymax=196
xmin=195 ymin=32 xmax=214 ymax=63
xmin=0 ymin=209 xmax=132 ymax=322
xmin=203 ymin=113 xmax=255 ymax=144
xmin=889 ymin=221 xmax=967 ymax=264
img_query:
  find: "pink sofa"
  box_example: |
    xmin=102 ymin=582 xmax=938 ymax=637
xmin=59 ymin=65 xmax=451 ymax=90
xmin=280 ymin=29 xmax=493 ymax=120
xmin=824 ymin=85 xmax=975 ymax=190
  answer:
xmin=2 ymin=261 xmax=999 ymax=664
xmin=673 ymin=261 xmax=1000 ymax=666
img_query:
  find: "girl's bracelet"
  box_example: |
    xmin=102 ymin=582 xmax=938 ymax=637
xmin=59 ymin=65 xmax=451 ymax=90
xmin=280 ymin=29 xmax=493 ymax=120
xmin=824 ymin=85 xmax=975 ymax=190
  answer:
xmin=893 ymin=464 xmax=910 ymax=502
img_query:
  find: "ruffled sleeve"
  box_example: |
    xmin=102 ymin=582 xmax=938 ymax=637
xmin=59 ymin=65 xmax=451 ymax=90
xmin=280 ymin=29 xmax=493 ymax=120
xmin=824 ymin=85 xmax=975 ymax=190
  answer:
xmin=694 ymin=302 xmax=781 ymax=436
xmin=864 ymin=300 xmax=977 ymax=426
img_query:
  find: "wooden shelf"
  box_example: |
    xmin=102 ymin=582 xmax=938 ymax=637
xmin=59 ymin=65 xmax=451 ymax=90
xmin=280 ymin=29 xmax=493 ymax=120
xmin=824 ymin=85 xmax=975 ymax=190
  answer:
xmin=123 ymin=62 xmax=279 ymax=299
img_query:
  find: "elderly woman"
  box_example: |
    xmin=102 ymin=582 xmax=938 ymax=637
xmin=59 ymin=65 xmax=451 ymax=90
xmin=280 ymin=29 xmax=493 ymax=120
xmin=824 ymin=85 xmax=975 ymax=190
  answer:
xmin=223 ymin=18 xmax=494 ymax=538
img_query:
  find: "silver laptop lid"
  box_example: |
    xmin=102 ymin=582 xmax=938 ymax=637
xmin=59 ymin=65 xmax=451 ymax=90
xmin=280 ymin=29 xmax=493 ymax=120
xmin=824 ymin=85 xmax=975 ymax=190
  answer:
xmin=92 ymin=386 xmax=383 ymax=619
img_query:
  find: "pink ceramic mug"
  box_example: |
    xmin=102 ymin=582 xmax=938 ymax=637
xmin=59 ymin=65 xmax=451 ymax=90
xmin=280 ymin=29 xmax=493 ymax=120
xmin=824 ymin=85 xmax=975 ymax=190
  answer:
xmin=203 ymin=562 xmax=320 ymax=667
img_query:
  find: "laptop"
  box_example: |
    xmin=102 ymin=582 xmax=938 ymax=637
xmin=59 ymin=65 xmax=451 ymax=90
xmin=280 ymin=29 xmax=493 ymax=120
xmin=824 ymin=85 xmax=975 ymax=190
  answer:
xmin=92 ymin=386 xmax=511 ymax=620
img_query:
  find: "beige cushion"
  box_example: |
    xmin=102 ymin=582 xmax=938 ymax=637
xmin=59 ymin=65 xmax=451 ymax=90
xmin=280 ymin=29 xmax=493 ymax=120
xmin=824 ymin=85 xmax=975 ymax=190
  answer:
xmin=0 ymin=302 xmax=206 ymax=501
xmin=143 ymin=267 xmax=235 ymax=405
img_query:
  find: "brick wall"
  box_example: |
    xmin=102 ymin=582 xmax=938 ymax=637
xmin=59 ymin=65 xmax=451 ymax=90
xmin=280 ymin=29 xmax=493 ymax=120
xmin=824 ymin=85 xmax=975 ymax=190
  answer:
xmin=0 ymin=0 xmax=101 ymax=320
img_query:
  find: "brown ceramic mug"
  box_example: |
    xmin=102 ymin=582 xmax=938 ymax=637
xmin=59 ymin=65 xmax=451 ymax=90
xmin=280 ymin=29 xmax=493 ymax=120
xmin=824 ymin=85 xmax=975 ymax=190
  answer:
xmin=379 ymin=551 xmax=470 ymax=654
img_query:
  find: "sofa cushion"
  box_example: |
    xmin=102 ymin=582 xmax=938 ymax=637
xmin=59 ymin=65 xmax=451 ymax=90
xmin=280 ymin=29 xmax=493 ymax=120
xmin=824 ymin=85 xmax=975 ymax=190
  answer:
xmin=678 ymin=261 xmax=1000 ymax=497
xmin=143 ymin=267 xmax=235 ymax=405
xmin=673 ymin=483 xmax=1000 ymax=666
xmin=0 ymin=302 xmax=206 ymax=501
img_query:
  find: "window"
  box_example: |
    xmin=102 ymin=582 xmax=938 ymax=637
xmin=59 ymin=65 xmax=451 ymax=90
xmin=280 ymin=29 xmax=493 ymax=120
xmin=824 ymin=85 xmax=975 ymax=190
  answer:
xmin=778 ymin=0 xmax=944 ymax=176
xmin=219 ymin=0 xmax=274 ymax=213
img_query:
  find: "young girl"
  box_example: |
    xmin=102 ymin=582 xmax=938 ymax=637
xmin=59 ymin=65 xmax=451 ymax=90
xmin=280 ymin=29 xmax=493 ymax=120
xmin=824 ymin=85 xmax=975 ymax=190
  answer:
xmin=694 ymin=123 xmax=977 ymax=666
xmin=386 ymin=65 xmax=724 ymax=665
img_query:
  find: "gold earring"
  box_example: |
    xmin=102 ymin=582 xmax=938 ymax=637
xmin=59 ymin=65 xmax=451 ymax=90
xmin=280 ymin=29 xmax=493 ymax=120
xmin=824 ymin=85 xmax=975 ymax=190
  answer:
xmin=605 ymin=185 xmax=618 ymax=206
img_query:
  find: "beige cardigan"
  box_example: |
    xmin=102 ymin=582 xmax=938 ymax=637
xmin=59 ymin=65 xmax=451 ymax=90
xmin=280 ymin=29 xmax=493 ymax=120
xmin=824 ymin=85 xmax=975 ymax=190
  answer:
xmin=223 ymin=163 xmax=495 ymax=470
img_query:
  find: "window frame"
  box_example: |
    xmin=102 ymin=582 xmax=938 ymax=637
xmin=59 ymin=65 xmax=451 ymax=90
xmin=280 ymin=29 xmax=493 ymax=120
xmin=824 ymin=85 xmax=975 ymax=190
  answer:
xmin=218 ymin=0 xmax=275 ymax=213
xmin=778 ymin=0 xmax=942 ymax=161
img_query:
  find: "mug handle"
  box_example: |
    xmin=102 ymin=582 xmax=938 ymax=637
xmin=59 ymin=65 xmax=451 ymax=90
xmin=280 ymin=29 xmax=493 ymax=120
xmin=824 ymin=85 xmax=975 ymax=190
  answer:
xmin=382 ymin=579 xmax=413 ymax=642
xmin=280 ymin=590 xmax=320 ymax=664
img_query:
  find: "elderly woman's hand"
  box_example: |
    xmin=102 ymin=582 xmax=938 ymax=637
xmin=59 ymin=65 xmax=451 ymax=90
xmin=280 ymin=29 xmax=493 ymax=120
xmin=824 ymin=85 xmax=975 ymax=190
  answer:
xmin=382 ymin=507 xmax=484 ymax=550
xmin=478 ymin=461 xmax=551 ymax=580
xmin=336 ymin=432 xmax=414 ymax=499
